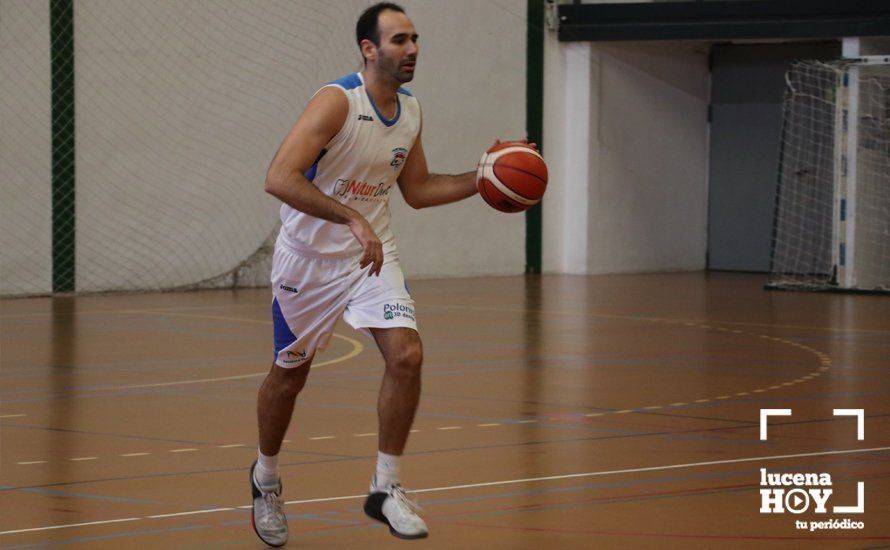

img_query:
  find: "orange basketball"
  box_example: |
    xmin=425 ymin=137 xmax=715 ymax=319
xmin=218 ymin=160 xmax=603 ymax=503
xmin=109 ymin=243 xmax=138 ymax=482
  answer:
xmin=476 ymin=142 xmax=548 ymax=213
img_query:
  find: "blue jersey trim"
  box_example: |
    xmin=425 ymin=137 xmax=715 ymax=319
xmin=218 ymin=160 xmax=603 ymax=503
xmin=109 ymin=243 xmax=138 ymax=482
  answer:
xmin=304 ymin=148 xmax=327 ymax=182
xmin=272 ymin=298 xmax=298 ymax=359
xmin=367 ymin=91 xmax=401 ymax=127
xmin=397 ymin=87 xmax=413 ymax=97
xmin=327 ymin=73 xmax=362 ymax=90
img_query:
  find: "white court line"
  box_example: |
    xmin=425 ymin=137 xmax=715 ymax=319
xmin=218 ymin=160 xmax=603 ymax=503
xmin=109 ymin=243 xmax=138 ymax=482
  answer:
xmin=1 ymin=518 xmax=140 ymax=535
xmin=0 ymin=414 xmax=26 ymax=419
xmin=148 ymin=508 xmax=234 ymax=519
xmin=3 ymin=446 xmax=888 ymax=536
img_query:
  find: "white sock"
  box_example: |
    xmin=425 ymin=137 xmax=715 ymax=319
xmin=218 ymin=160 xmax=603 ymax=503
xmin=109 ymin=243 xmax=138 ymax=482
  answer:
xmin=255 ymin=449 xmax=279 ymax=489
xmin=374 ymin=451 xmax=401 ymax=490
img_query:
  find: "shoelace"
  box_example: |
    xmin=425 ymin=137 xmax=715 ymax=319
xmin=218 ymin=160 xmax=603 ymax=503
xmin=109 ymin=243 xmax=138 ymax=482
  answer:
xmin=262 ymin=492 xmax=285 ymax=524
xmin=391 ymin=485 xmax=423 ymax=514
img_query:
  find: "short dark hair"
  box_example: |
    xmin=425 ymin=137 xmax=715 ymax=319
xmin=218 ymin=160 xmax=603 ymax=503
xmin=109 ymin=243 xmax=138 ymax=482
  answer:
xmin=356 ymin=2 xmax=405 ymax=54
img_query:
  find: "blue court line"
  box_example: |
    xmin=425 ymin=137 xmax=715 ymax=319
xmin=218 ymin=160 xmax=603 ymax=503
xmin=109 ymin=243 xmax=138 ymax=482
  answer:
xmin=2 ymin=524 xmax=210 ymax=549
xmin=220 ymin=513 xmax=362 ymax=527
xmin=0 ymin=486 xmax=164 ymax=505
xmin=8 ymin=457 xmax=887 ymax=546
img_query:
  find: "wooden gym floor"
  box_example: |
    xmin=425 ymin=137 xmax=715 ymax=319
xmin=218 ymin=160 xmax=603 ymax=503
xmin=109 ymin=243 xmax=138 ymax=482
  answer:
xmin=1 ymin=272 xmax=888 ymax=548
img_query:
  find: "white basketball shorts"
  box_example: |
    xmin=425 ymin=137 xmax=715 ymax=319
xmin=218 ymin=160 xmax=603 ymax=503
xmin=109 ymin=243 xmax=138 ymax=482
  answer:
xmin=270 ymin=244 xmax=417 ymax=368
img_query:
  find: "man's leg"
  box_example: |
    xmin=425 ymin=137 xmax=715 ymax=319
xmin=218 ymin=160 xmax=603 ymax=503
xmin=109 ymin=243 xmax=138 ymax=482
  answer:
xmin=251 ymin=359 xmax=312 ymax=548
xmin=363 ymin=327 xmax=428 ymax=539
xmin=257 ymin=359 xmax=313 ymax=457
xmin=370 ymin=327 xmax=423 ymax=458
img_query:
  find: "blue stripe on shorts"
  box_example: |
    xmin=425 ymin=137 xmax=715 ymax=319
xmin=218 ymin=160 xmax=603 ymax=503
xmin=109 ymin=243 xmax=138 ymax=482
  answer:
xmin=272 ymin=297 xmax=298 ymax=360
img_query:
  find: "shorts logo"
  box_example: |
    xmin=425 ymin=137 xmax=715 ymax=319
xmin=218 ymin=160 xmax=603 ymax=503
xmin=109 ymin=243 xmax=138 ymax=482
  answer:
xmin=383 ymin=303 xmax=414 ymax=322
xmin=279 ymin=284 xmax=299 ymax=294
xmin=390 ymin=147 xmax=408 ymax=170
xmin=283 ymin=349 xmax=308 ymax=364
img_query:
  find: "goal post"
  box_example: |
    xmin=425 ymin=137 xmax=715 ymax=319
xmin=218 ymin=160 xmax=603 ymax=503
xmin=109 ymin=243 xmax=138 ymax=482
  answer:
xmin=768 ymin=56 xmax=890 ymax=293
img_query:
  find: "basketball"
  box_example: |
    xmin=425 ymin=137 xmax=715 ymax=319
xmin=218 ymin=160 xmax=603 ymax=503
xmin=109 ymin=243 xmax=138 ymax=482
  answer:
xmin=476 ymin=142 xmax=548 ymax=213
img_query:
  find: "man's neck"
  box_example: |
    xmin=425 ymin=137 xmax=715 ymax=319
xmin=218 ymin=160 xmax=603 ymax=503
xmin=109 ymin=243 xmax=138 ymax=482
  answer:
xmin=361 ymin=68 xmax=400 ymax=118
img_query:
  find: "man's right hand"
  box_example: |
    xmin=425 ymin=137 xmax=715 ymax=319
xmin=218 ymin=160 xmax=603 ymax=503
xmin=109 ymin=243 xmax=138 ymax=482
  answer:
xmin=348 ymin=217 xmax=383 ymax=277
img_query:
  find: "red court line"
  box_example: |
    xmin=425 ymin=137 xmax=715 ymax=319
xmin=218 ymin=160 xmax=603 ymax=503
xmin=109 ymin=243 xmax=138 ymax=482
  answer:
xmin=436 ymin=521 xmax=890 ymax=541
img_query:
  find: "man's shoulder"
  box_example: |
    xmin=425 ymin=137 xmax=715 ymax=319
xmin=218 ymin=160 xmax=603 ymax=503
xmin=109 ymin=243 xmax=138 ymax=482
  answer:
xmin=326 ymin=73 xmax=362 ymax=91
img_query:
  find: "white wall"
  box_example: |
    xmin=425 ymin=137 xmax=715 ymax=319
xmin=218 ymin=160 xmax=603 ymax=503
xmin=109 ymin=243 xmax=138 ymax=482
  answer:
xmin=0 ymin=1 xmax=52 ymax=295
xmin=391 ymin=0 xmax=526 ymax=278
xmin=1 ymin=0 xmax=526 ymax=295
xmin=544 ymin=34 xmax=710 ymax=274
xmin=587 ymin=42 xmax=709 ymax=273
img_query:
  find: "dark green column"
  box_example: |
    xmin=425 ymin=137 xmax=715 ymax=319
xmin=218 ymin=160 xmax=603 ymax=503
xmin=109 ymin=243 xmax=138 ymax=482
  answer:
xmin=525 ymin=0 xmax=544 ymax=274
xmin=51 ymin=0 xmax=76 ymax=292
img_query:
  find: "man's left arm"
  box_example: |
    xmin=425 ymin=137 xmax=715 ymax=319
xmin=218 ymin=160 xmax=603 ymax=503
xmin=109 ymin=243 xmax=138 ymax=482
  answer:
xmin=397 ymin=132 xmax=476 ymax=209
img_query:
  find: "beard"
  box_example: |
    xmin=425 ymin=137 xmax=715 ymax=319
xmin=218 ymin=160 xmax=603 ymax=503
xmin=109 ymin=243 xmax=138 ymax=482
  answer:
xmin=377 ymin=50 xmax=415 ymax=83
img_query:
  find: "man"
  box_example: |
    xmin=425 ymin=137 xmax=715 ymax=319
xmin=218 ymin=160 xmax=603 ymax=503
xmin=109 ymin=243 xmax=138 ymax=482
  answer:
xmin=251 ymin=2 xmax=525 ymax=546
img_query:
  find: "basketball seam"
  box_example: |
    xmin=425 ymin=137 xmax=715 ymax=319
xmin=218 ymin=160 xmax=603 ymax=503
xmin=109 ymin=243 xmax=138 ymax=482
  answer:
xmin=481 ymin=164 xmax=538 ymax=206
xmin=478 ymin=179 xmax=499 ymax=210
xmin=488 ymin=164 xmax=546 ymax=201
xmin=479 ymin=179 xmax=521 ymax=212
xmin=488 ymin=145 xmax=543 ymax=162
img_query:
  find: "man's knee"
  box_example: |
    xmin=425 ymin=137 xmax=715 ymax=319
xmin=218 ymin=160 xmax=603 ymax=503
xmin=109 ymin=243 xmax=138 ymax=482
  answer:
xmin=270 ymin=360 xmax=312 ymax=394
xmin=387 ymin=342 xmax=423 ymax=377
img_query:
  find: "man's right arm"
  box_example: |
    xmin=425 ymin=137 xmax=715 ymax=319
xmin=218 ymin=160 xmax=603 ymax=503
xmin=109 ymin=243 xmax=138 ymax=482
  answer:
xmin=264 ymin=87 xmax=383 ymax=276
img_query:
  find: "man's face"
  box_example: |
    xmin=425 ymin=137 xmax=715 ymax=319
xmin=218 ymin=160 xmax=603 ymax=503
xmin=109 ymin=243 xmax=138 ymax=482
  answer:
xmin=370 ymin=10 xmax=418 ymax=83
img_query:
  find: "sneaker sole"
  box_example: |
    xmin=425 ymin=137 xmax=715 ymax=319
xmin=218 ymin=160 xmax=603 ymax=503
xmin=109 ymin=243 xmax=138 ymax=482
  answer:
xmin=363 ymin=492 xmax=429 ymax=540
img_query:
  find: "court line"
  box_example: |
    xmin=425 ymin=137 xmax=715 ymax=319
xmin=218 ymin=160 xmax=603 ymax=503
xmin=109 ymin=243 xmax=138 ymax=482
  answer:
xmin=5 ymin=299 xmax=885 ymax=334
xmin=5 ymin=445 xmax=886 ymax=537
xmin=423 ymin=302 xmax=890 ymax=334
xmin=1 ymin=517 xmax=140 ymax=535
xmin=1 ymin=310 xmax=363 ymax=393
xmin=83 ymin=332 xmax=363 ymax=391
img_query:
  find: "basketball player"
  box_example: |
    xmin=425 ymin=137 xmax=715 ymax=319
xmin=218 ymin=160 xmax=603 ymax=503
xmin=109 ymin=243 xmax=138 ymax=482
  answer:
xmin=249 ymin=2 xmax=531 ymax=546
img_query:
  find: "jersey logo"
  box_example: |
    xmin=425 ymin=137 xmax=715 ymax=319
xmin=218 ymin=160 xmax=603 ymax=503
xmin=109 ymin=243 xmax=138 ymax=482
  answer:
xmin=334 ymin=178 xmax=393 ymax=202
xmin=358 ymin=114 xmax=374 ymax=121
xmin=390 ymin=147 xmax=408 ymax=170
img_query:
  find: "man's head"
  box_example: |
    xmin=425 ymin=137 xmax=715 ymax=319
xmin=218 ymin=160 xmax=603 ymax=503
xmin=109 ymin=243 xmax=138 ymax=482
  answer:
xmin=356 ymin=2 xmax=418 ymax=83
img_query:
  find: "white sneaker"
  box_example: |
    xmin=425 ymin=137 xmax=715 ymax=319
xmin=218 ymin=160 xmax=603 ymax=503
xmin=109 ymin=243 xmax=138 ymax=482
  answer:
xmin=364 ymin=482 xmax=429 ymax=539
xmin=250 ymin=461 xmax=288 ymax=547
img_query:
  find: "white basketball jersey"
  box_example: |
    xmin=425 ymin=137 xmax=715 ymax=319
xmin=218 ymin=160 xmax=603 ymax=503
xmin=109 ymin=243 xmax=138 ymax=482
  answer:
xmin=277 ymin=72 xmax=421 ymax=257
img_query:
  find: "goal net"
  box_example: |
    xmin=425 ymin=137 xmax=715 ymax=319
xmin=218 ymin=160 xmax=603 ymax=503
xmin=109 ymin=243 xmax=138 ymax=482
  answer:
xmin=768 ymin=57 xmax=890 ymax=292
xmin=1 ymin=0 xmax=368 ymax=296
